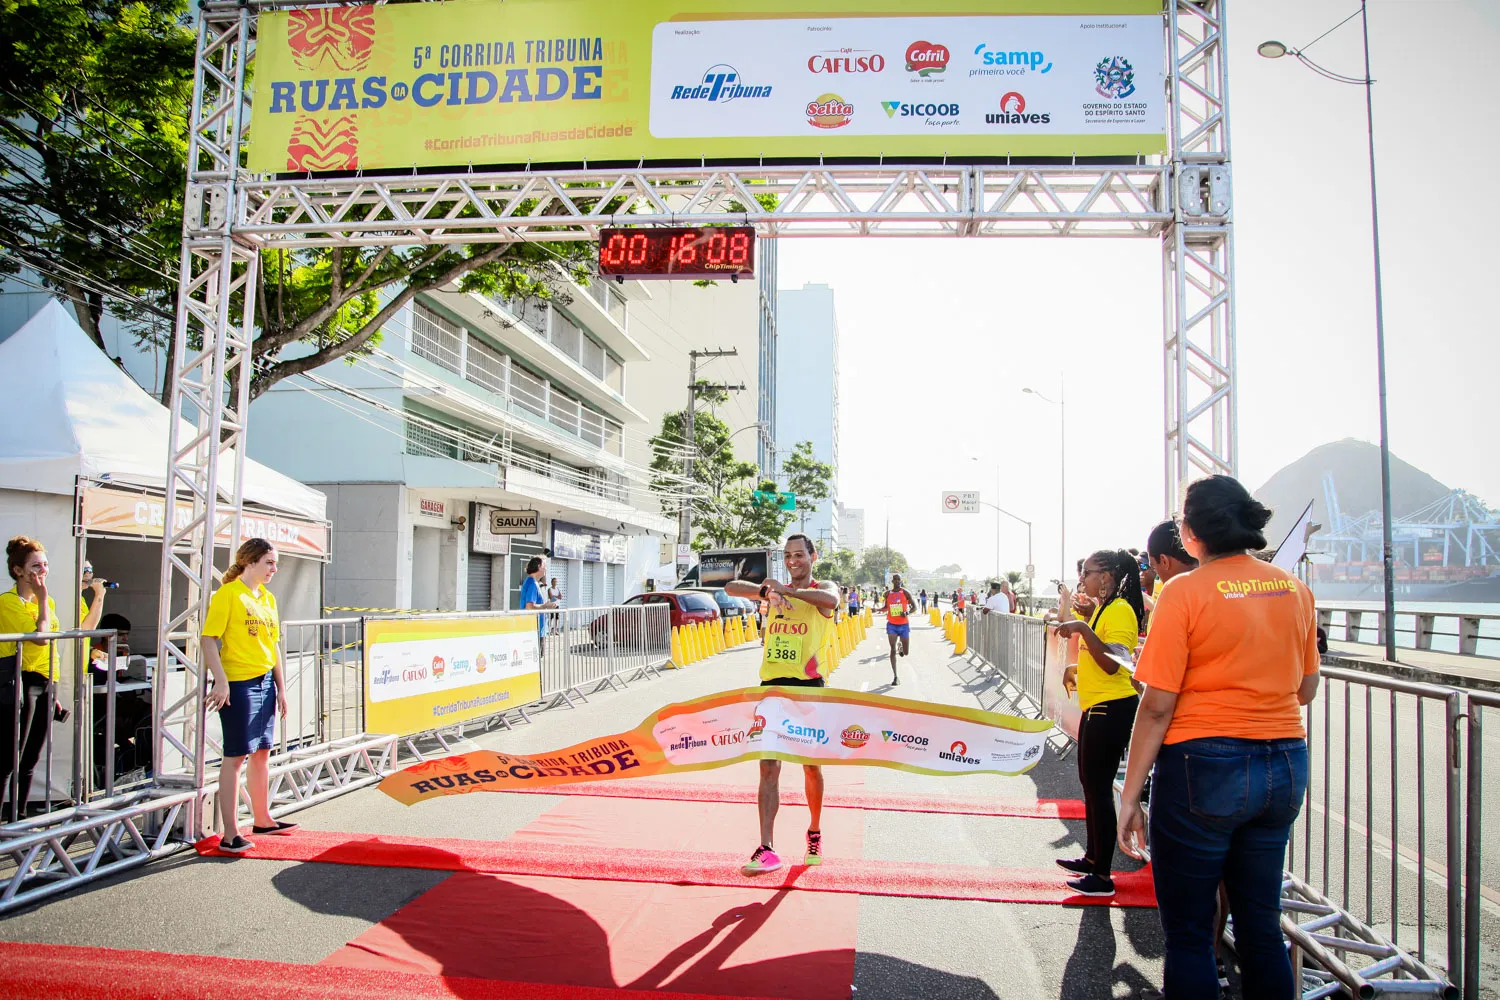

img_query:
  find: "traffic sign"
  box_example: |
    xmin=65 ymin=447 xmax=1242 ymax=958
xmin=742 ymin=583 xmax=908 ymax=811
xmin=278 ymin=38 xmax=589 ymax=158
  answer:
xmin=752 ymin=490 xmax=797 ymax=511
xmin=941 ymin=490 xmax=980 ymax=513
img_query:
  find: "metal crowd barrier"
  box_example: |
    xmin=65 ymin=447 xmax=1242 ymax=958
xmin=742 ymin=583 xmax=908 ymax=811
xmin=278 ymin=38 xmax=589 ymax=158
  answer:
xmin=958 ymin=613 xmax=1492 ymax=999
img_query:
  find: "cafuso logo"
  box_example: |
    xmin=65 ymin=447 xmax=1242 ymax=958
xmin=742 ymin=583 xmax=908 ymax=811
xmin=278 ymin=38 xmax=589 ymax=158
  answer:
xmin=939 ymin=740 xmax=982 ymax=765
xmin=807 ymin=94 xmax=854 ymax=129
xmin=401 ymin=665 xmax=428 ymax=682
xmin=840 ymin=725 xmax=871 ymax=749
xmin=769 ymin=621 xmax=810 ymax=636
xmin=712 ymin=730 xmax=747 ymax=746
xmin=880 ymin=730 xmax=929 ymax=746
xmin=809 ymin=50 xmax=885 ymax=74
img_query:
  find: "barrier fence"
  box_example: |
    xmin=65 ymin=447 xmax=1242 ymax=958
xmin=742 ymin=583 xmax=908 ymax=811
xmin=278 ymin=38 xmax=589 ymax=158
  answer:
xmin=958 ymin=609 xmax=1492 ymax=999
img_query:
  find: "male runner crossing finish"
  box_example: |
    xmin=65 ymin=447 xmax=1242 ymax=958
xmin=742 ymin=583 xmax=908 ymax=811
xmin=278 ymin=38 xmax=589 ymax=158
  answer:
xmin=726 ymin=533 xmax=839 ymax=875
xmin=883 ymin=573 xmax=916 ymax=686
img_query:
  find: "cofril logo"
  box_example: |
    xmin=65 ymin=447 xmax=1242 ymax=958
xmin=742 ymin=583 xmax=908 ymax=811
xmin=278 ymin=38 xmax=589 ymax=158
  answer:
xmin=670 ymin=64 xmax=772 ymax=103
xmin=905 ymin=41 xmax=949 ymax=77
xmin=1094 ymin=56 xmax=1136 ymax=98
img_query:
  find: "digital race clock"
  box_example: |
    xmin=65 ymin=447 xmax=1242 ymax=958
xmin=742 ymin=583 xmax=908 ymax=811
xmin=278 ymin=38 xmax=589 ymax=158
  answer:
xmin=597 ymin=226 xmax=756 ymax=280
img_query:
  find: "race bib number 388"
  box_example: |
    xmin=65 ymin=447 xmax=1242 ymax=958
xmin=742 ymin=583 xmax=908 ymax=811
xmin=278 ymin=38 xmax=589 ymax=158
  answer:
xmin=766 ymin=633 xmax=803 ymax=665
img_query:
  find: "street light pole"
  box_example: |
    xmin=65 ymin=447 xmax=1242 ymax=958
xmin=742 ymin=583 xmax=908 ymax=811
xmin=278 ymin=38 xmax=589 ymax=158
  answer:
xmin=1260 ymin=3 xmax=1397 ymax=661
xmin=1022 ymin=379 xmax=1066 ymax=583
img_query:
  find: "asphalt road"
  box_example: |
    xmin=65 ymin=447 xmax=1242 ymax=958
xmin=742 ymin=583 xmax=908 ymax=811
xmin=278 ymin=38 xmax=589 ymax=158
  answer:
xmin=0 ymin=616 xmax=1176 ymax=1000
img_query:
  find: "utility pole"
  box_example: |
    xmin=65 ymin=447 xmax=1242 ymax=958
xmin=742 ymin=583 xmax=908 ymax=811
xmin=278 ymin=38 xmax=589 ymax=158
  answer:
xmin=680 ymin=348 xmax=745 ymax=549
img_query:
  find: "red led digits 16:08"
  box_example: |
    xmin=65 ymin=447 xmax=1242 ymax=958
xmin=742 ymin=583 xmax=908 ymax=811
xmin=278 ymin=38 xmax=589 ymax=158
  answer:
xmin=597 ymin=227 xmax=755 ymax=278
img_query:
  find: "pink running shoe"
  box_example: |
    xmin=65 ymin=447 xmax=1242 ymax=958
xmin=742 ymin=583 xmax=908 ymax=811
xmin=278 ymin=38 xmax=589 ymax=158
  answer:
xmin=742 ymin=844 xmax=782 ymax=875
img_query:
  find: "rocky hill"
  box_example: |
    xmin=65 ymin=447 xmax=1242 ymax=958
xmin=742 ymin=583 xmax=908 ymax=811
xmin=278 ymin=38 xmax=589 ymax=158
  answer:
xmin=1254 ymin=438 xmax=1452 ymax=550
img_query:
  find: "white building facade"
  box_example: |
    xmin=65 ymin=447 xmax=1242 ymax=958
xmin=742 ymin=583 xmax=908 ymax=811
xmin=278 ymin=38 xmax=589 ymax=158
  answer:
xmin=775 ymin=282 xmax=841 ymax=547
xmin=837 ymin=505 xmax=865 ymax=556
xmin=249 ymin=270 xmax=679 ymax=612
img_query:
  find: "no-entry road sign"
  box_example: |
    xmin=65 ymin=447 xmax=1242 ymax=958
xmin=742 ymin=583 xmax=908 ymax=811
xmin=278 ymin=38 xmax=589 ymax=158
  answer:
xmin=941 ymin=491 xmax=980 ymax=513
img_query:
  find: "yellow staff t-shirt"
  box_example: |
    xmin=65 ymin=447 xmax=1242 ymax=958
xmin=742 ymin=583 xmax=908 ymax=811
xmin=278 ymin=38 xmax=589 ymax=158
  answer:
xmin=1077 ymin=598 xmax=1139 ymax=710
xmin=203 ymin=579 xmax=279 ymax=682
xmin=0 ymin=589 xmax=61 ymax=680
xmin=760 ymin=586 xmax=835 ymax=683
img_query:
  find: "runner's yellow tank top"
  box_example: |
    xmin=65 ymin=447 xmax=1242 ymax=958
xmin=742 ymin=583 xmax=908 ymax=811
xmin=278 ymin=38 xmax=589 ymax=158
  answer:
xmin=759 ymin=583 xmax=835 ymax=682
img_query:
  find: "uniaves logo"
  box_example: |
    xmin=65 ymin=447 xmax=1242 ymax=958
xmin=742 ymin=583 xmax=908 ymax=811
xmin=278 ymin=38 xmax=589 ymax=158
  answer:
xmin=880 ymin=730 xmax=929 ymax=746
xmin=809 ymin=49 xmax=885 ymax=74
xmin=671 ymin=64 xmax=773 ymax=102
xmin=807 ymin=93 xmax=854 ymax=128
xmin=971 ymin=44 xmax=1052 ymax=77
xmin=940 ymin=740 xmax=982 ymax=765
xmin=986 ymin=92 xmax=1050 ymax=125
xmin=1094 ymin=56 xmax=1136 ymax=98
xmin=840 ymin=725 xmax=871 ymax=749
xmin=905 ymin=41 xmax=950 ymax=78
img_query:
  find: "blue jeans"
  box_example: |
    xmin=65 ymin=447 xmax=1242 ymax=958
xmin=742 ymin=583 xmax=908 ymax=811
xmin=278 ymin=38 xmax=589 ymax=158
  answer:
xmin=1150 ymin=736 xmax=1308 ymax=1000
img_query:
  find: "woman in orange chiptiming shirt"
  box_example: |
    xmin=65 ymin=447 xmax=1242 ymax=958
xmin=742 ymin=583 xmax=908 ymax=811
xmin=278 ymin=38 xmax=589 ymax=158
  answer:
xmin=1117 ymin=476 xmax=1320 ymax=1000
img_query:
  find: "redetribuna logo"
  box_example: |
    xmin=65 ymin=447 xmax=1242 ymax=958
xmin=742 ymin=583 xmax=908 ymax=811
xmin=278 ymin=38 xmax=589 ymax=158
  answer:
xmin=940 ymin=740 xmax=981 ymax=765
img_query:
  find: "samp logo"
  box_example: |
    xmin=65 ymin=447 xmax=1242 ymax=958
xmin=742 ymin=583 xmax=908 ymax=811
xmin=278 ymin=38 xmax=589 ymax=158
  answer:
xmin=905 ymin=41 xmax=949 ymax=78
xmin=807 ymin=93 xmax=854 ymax=129
xmin=840 ymin=724 xmax=871 ymax=749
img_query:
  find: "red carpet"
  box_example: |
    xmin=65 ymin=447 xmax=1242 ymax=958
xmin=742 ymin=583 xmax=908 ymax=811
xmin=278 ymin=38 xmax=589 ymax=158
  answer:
xmin=515 ymin=779 xmax=1086 ymax=819
xmin=324 ymin=871 xmax=857 ymax=999
xmin=195 ymin=829 xmax=1156 ymax=907
xmin=0 ymin=940 xmax=797 ymax=1000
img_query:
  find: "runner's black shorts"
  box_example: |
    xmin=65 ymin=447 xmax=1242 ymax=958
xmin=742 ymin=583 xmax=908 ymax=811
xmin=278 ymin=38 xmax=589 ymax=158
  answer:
xmin=760 ymin=677 xmax=825 ymax=688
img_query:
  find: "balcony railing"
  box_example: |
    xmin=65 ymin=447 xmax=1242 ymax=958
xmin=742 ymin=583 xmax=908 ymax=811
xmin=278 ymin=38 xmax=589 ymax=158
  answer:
xmin=409 ymin=303 xmax=623 ymax=458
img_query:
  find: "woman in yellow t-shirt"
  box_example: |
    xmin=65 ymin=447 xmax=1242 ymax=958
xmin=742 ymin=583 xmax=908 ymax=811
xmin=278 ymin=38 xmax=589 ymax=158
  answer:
xmin=202 ymin=539 xmax=297 ymax=853
xmin=1050 ymin=549 xmax=1144 ymax=897
xmin=0 ymin=536 xmax=67 ymax=822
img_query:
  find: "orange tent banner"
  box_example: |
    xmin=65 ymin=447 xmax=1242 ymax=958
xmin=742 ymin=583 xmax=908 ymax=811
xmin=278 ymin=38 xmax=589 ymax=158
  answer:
xmin=379 ymin=686 xmax=1053 ymax=807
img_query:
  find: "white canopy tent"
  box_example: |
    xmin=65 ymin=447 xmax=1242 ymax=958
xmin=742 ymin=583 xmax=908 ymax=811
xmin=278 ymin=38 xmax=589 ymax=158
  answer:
xmin=0 ymin=300 xmax=329 ymax=806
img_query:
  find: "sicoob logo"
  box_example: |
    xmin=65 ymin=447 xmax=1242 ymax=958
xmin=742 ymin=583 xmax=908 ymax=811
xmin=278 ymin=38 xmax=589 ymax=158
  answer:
xmin=881 ymin=101 xmax=960 ymax=120
xmin=670 ymin=64 xmax=772 ymax=102
xmin=807 ymin=94 xmax=854 ymax=128
xmin=905 ymin=41 xmax=949 ymax=77
xmin=881 ymin=730 xmax=929 ymax=746
xmin=986 ymin=92 xmax=1050 ymax=125
xmin=939 ymin=740 xmax=981 ymax=765
xmin=840 ymin=725 xmax=871 ymax=749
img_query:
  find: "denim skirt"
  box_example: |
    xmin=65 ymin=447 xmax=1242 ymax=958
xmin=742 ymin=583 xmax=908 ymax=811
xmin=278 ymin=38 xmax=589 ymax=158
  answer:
xmin=219 ymin=671 xmax=276 ymax=757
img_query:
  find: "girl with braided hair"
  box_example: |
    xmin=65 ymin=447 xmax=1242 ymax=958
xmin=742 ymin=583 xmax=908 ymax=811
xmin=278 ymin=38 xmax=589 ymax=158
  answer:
xmin=1050 ymin=548 xmax=1143 ymax=896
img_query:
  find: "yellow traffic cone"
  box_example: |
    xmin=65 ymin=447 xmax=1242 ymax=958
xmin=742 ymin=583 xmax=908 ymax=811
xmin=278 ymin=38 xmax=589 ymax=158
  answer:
xmin=955 ymin=618 xmax=968 ymax=655
xmin=669 ymin=627 xmax=683 ymax=667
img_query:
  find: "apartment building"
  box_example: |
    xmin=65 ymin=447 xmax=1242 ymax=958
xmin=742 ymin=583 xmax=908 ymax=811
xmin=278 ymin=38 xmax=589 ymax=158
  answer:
xmin=775 ymin=282 xmax=841 ymax=546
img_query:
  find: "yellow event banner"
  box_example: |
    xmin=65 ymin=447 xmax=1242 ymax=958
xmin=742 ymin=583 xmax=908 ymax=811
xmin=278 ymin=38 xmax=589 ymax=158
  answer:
xmin=364 ymin=615 xmax=542 ymax=737
xmin=249 ymin=0 xmax=1164 ymax=173
xmin=380 ymin=685 xmax=1053 ymax=806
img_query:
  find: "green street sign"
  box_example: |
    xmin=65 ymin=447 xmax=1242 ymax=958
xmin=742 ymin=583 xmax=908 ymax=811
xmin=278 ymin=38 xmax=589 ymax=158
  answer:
xmin=752 ymin=490 xmax=797 ymax=511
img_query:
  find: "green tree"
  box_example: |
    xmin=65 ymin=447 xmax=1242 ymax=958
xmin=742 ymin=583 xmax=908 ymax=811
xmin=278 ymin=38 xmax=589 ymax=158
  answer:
xmin=933 ymin=563 xmax=963 ymax=577
xmin=649 ymin=403 xmax=756 ymax=526
xmin=693 ymin=479 xmax=793 ymax=550
xmin=857 ymin=546 xmax=909 ymax=587
xmin=782 ymin=440 xmax=834 ymax=533
xmin=0 ymin=0 xmax=195 ymax=353
xmin=817 ymin=548 xmax=858 ymax=587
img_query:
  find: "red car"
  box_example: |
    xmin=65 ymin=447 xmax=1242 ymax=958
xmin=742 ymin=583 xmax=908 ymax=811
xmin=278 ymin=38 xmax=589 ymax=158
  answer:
xmin=588 ymin=590 xmax=719 ymax=645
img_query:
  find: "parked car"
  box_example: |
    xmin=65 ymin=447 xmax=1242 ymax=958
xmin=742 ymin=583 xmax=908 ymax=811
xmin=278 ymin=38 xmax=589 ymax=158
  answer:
xmin=588 ymin=590 xmax=718 ymax=645
xmin=680 ymin=586 xmax=748 ymax=621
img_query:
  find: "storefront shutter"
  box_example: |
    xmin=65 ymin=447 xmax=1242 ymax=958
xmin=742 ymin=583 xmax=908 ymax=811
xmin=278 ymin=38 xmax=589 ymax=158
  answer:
xmin=466 ymin=554 xmax=493 ymax=611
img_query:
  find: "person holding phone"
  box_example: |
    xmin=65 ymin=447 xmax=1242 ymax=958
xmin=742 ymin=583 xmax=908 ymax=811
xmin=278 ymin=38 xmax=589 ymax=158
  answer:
xmin=0 ymin=537 xmax=72 ymax=822
xmin=202 ymin=539 xmax=296 ymax=853
xmin=1050 ymin=549 xmax=1144 ymax=897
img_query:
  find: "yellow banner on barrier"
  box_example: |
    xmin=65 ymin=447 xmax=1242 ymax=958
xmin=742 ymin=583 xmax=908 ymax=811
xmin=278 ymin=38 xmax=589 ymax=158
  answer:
xmin=248 ymin=0 xmax=1164 ymax=172
xmin=364 ymin=615 xmax=542 ymax=737
xmin=379 ymin=685 xmax=1053 ymax=806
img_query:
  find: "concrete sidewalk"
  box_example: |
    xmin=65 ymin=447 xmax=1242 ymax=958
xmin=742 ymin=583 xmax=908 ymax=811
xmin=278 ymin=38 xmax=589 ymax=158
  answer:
xmin=0 ymin=617 xmax=1168 ymax=1000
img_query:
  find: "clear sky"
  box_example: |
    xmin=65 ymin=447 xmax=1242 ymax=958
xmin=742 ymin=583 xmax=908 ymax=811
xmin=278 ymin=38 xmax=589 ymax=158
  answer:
xmin=779 ymin=0 xmax=1499 ymax=582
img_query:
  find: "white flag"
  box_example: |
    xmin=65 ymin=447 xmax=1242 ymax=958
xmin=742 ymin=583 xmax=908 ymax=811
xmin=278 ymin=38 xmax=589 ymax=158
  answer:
xmin=1272 ymin=500 xmax=1316 ymax=574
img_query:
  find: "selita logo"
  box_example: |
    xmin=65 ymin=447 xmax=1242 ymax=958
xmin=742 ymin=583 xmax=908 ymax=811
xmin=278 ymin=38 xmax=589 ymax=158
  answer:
xmin=905 ymin=41 xmax=949 ymax=77
xmin=840 ymin=725 xmax=871 ymax=749
xmin=939 ymin=739 xmax=982 ymax=765
xmin=807 ymin=93 xmax=854 ymax=129
xmin=986 ymin=92 xmax=1051 ymax=125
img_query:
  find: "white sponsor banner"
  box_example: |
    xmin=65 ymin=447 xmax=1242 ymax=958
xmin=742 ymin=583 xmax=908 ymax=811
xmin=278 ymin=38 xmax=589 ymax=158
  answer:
xmin=367 ymin=627 xmax=539 ymax=704
xmin=649 ymin=15 xmax=1162 ymax=140
xmin=651 ymin=693 xmax=1047 ymax=774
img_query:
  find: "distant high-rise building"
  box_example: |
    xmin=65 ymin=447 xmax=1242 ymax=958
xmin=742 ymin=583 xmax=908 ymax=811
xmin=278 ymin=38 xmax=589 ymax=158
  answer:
xmin=775 ymin=282 xmax=840 ymax=546
xmin=838 ymin=504 xmax=865 ymax=556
